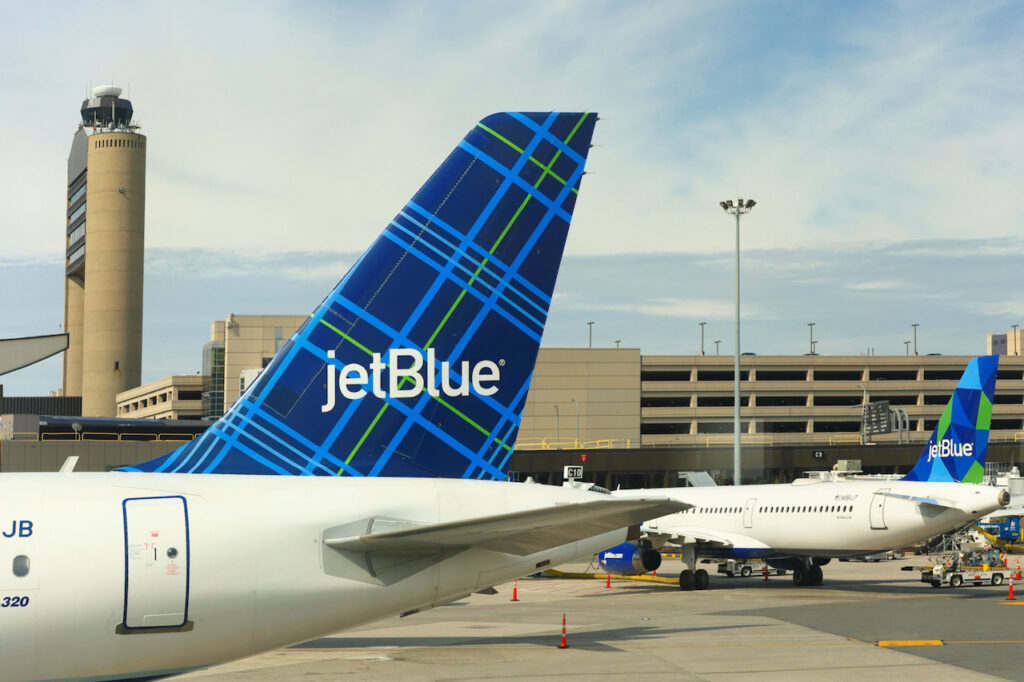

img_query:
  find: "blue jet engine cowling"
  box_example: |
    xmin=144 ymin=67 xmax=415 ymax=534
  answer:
xmin=598 ymin=542 xmax=662 ymax=576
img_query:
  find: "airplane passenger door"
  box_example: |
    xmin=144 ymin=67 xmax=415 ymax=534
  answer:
xmin=870 ymin=489 xmax=889 ymax=530
xmin=122 ymin=496 xmax=190 ymax=630
xmin=743 ymin=498 xmax=757 ymax=528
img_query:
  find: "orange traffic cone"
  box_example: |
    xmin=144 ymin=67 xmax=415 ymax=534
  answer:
xmin=558 ymin=613 xmax=569 ymax=649
xmin=1016 ymin=560 xmax=1021 ymax=581
xmin=652 ymin=569 xmax=656 ymax=577
xmin=763 ymin=564 xmax=769 ymax=581
xmin=1009 ymin=576 xmax=1015 ymax=602
xmin=511 ymin=579 xmax=519 ymax=602
xmin=605 ymin=573 xmax=611 ymax=588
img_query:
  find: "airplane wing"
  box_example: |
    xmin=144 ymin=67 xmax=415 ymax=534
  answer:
xmin=652 ymin=525 xmax=771 ymax=551
xmin=325 ymin=498 xmax=686 ymax=556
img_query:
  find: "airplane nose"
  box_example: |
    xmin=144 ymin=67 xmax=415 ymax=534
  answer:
xmin=999 ymin=489 xmax=1010 ymax=507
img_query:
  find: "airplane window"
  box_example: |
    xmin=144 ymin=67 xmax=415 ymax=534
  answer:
xmin=13 ymin=555 xmax=29 ymax=577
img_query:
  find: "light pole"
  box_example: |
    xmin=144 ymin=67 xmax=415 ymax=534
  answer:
xmin=808 ymin=322 xmax=815 ymax=355
xmin=714 ymin=340 xmax=721 ymax=356
xmin=699 ymin=322 xmax=707 ymax=355
xmin=570 ymin=397 xmax=579 ymax=447
xmin=1013 ymin=324 xmax=1020 ymax=355
xmin=615 ymin=339 xmax=621 ymax=348
xmin=912 ymin=323 xmax=919 ymax=355
xmin=553 ymin=403 xmax=560 ymax=448
xmin=587 ymin=321 xmax=594 ymax=349
xmin=720 ymin=197 xmax=755 ymax=485
xmin=904 ymin=340 xmax=911 ymax=355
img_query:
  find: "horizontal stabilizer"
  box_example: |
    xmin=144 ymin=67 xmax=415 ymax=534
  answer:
xmin=325 ymin=498 xmax=686 ymax=556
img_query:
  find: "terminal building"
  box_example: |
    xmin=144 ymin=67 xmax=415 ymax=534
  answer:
xmin=86 ymin=316 xmax=1024 ymax=484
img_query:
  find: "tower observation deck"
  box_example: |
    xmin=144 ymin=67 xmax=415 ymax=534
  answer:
xmin=80 ymin=85 xmax=135 ymax=129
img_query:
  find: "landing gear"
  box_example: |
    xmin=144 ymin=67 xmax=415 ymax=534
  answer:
xmin=694 ymin=569 xmax=709 ymax=590
xmin=679 ymin=570 xmax=695 ymax=591
xmin=792 ymin=566 xmax=808 ymax=586
xmin=809 ymin=564 xmax=823 ymax=586
xmin=792 ymin=564 xmax=824 ymax=586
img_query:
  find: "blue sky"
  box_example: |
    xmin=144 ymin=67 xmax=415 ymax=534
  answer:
xmin=2 ymin=1 xmax=1023 ymax=394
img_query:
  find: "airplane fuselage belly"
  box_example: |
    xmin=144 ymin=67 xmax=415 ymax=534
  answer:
xmin=622 ymin=480 xmax=1005 ymax=558
xmin=1 ymin=473 xmax=625 ymax=682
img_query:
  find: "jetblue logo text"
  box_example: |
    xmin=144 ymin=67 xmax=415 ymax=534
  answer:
xmin=322 ymin=348 xmax=500 ymax=412
xmin=2 ymin=520 xmax=33 ymax=538
xmin=927 ymin=439 xmax=973 ymax=462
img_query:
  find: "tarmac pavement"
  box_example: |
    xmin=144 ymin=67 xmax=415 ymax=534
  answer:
xmin=177 ymin=555 xmax=1024 ymax=681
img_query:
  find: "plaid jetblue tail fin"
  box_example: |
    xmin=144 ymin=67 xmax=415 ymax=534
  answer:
xmin=123 ymin=112 xmax=597 ymax=478
xmin=901 ymin=355 xmax=998 ymax=483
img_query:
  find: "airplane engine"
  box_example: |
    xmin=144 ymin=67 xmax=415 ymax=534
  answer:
xmin=598 ymin=542 xmax=662 ymax=575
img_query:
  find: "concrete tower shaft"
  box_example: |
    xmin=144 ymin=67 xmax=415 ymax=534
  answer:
xmin=62 ymin=277 xmax=85 ymax=396
xmin=80 ymin=131 xmax=147 ymax=417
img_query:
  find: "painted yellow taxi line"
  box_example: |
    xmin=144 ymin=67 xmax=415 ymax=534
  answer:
xmin=877 ymin=640 xmax=943 ymax=647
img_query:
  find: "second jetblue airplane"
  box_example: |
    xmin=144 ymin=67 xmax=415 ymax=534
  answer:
xmin=1 ymin=112 xmax=684 ymax=682
xmin=603 ymin=356 xmax=1009 ymax=589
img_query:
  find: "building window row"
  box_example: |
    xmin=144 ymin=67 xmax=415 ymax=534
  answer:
xmin=642 ymin=393 xmax=1024 ymax=408
xmin=67 ymin=245 xmax=85 ymax=267
xmin=67 ymin=202 xmax=86 ymax=225
xmin=94 ymin=138 xmax=143 ymax=149
xmin=68 ymin=223 xmax=85 ymax=245
xmin=68 ymin=182 xmax=87 ymax=206
xmin=641 ymin=418 xmax=1024 ymax=437
xmin=119 ymin=388 xmax=204 ymax=415
xmin=641 ymin=368 xmax=1024 ymax=382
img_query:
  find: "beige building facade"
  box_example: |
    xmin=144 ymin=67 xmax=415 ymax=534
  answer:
xmin=517 ymin=348 xmax=641 ymax=448
xmin=208 ymin=314 xmax=307 ymax=413
xmin=116 ymin=375 xmax=203 ymax=420
xmin=518 ymin=350 xmax=1024 ymax=449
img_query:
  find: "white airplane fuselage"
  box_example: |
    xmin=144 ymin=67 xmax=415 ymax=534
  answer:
xmin=615 ymin=480 xmax=1008 ymax=558
xmin=1 ymin=473 xmax=626 ymax=682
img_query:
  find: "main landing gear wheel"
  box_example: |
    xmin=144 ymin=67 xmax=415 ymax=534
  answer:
xmin=694 ymin=569 xmax=710 ymax=590
xmin=809 ymin=565 xmax=823 ymax=586
xmin=679 ymin=569 xmax=695 ymax=591
xmin=740 ymin=565 xmax=753 ymax=578
xmin=792 ymin=566 xmax=810 ymax=586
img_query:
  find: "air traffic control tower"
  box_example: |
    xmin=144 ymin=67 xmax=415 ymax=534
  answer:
xmin=64 ymin=86 xmax=147 ymax=417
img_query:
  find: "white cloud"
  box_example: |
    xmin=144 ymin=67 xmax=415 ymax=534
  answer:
xmin=3 ymin=2 xmax=1022 ymax=263
xmin=845 ymin=280 xmax=909 ymax=291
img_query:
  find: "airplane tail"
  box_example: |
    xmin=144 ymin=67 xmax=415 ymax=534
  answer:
xmin=122 ymin=112 xmax=597 ymax=478
xmin=901 ymin=355 xmax=999 ymax=483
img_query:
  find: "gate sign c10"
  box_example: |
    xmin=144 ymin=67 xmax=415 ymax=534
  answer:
xmin=563 ymin=465 xmax=583 ymax=480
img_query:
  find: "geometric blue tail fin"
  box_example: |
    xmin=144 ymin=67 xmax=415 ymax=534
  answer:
xmin=901 ymin=355 xmax=999 ymax=483
xmin=120 ymin=112 xmax=597 ymax=478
